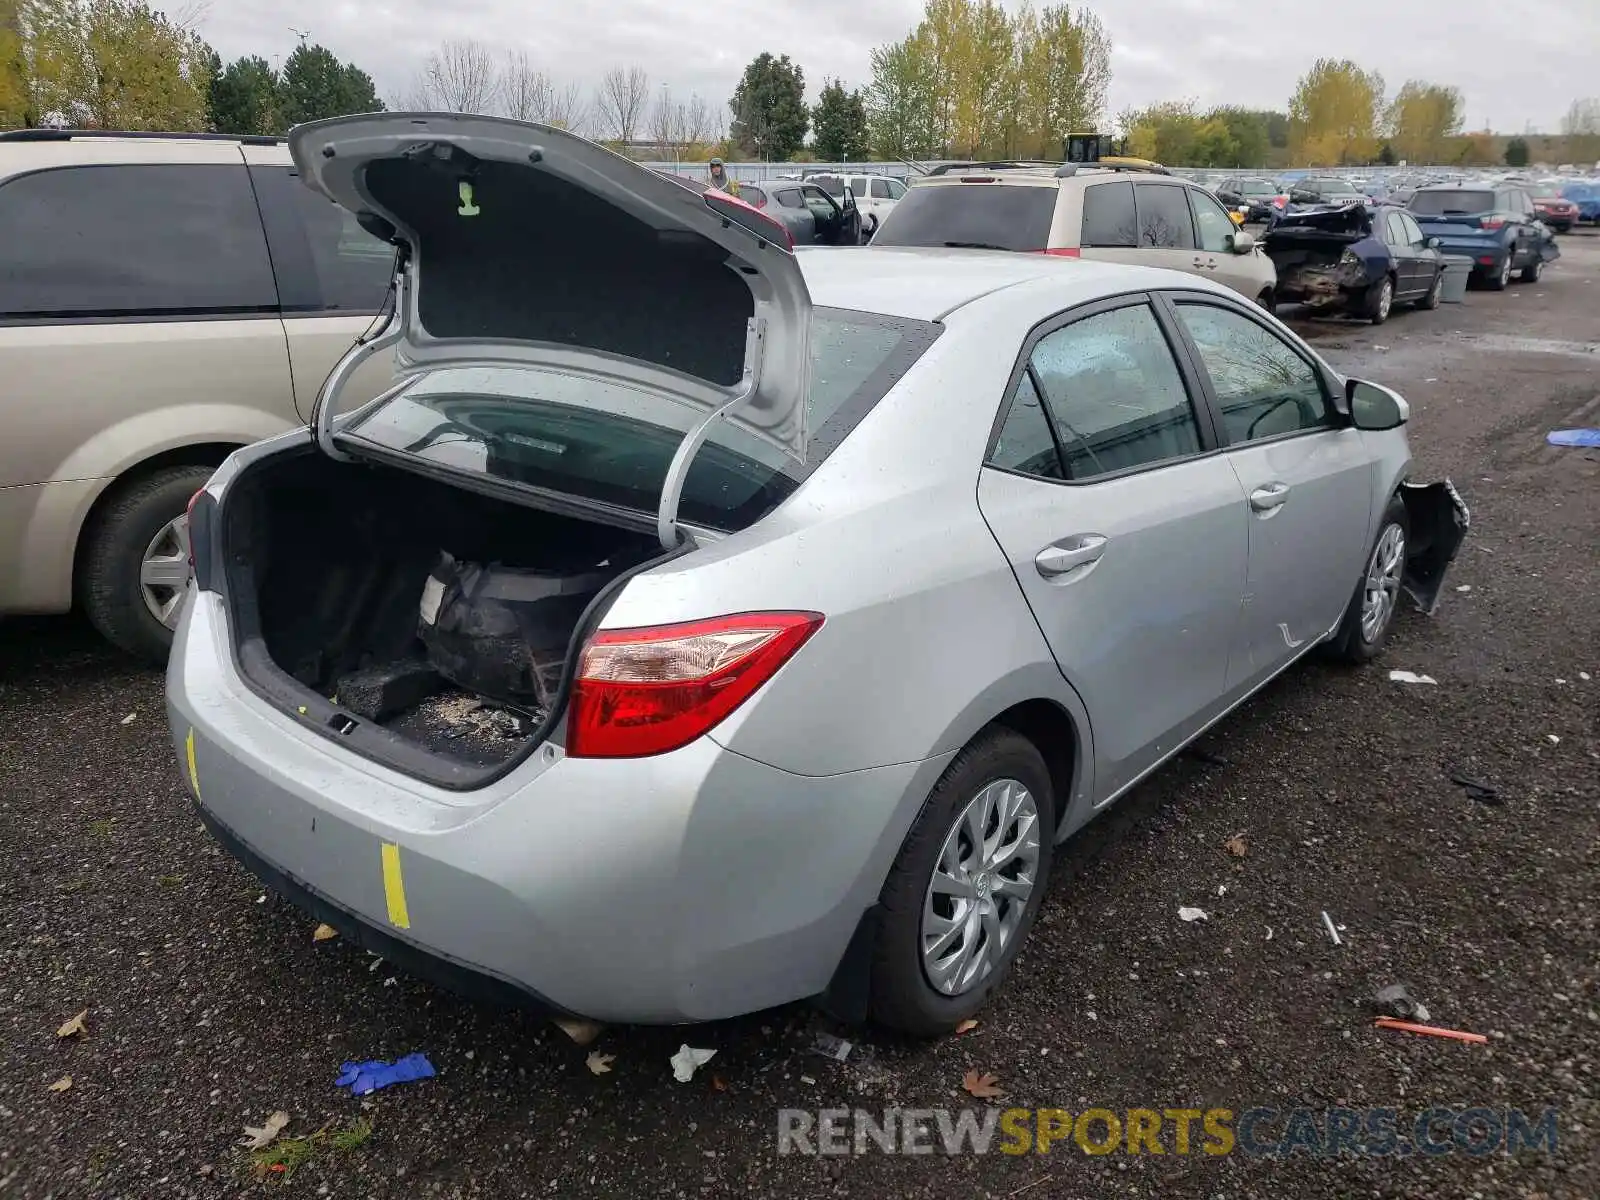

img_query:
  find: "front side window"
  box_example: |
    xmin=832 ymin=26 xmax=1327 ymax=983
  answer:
xmin=1384 ymin=212 xmax=1408 ymax=246
xmin=342 ymin=308 xmax=939 ymax=531
xmin=1175 ymin=302 xmax=1329 ymax=443
xmin=0 ymin=164 xmax=277 ymax=318
xmin=1400 ymin=213 xmax=1426 ymax=245
xmin=1190 ymin=188 xmax=1236 ymax=252
xmin=1025 ymin=303 xmax=1202 ymax=479
xmin=1080 ymin=180 xmax=1137 ymax=248
xmin=870 ymin=178 xmax=893 ymax=199
xmin=1134 ymin=184 xmax=1196 ymax=249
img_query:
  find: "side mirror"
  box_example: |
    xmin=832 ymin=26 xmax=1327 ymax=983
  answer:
xmin=1347 ymin=379 xmax=1409 ymax=431
xmin=1229 ymin=230 xmax=1256 ymax=253
xmin=1425 ymin=236 xmax=1441 ymax=249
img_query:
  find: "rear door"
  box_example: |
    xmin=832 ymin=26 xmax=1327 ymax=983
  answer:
xmin=977 ymin=296 xmax=1248 ymax=802
xmin=1165 ymin=296 xmax=1374 ymax=690
xmin=245 ymin=153 xmax=399 ymax=422
xmin=1079 ymin=180 xmax=1200 ymax=278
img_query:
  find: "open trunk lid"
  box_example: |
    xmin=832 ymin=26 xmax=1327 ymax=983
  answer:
xmin=1264 ymin=203 xmax=1371 ymax=267
xmin=288 ymin=114 xmax=813 ymax=542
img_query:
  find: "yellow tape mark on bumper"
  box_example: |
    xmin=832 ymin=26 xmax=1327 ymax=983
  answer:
xmin=381 ymin=843 xmax=411 ymax=930
xmin=185 ymin=728 xmax=201 ymax=798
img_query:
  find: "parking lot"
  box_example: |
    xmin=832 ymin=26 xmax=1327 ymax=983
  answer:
xmin=2 ymin=231 xmax=1597 ymax=1199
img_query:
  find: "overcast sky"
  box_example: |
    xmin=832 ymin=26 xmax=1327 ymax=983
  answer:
xmin=201 ymin=0 xmax=1597 ymax=136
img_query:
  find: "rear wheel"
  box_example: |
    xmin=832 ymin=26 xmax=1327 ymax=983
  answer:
xmin=1364 ymin=276 xmax=1394 ymax=325
xmin=870 ymin=727 xmax=1055 ymax=1035
xmin=78 ymin=465 xmax=212 ymax=664
xmin=1417 ymin=269 xmax=1443 ymax=310
xmin=1327 ymin=493 xmax=1409 ymax=664
xmin=1486 ymin=253 xmax=1512 ymax=290
xmin=1520 ymin=255 xmax=1543 ymax=283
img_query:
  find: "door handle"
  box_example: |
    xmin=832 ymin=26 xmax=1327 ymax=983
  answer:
xmin=1248 ymin=482 xmax=1291 ymax=513
xmin=1036 ymin=534 xmax=1108 ymax=578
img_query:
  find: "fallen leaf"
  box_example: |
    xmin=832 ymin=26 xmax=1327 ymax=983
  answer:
xmin=955 ymin=1019 xmax=980 ymax=1035
xmin=240 ymin=1111 xmax=290 ymax=1151
xmin=120 ymin=713 xmax=137 ymax=726
xmin=1224 ymin=834 xmax=1248 ymax=858
xmin=1178 ymin=906 xmax=1209 ymax=923
xmin=962 ymin=1069 xmax=1005 ymax=1099
xmin=552 ymin=1017 xmax=604 ymax=1046
xmin=585 ymin=1052 xmax=614 ymax=1076
xmin=670 ymin=1045 xmax=716 ymax=1083
xmin=48 ymin=1076 xmax=73 ymax=1093
xmin=56 ymin=1009 xmax=89 ymax=1039
xmin=711 ymin=1075 xmax=728 ymax=1092
xmin=311 ymin=924 xmax=338 ymax=943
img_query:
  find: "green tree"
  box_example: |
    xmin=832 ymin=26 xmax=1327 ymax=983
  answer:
xmin=1 ymin=0 xmax=29 ymax=125
xmin=1014 ymin=2 xmax=1111 ymax=160
xmin=865 ymin=35 xmax=939 ymax=159
xmin=1502 ymin=137 xmax=1529 ymax=168
xmin=811 ymin=78 xmax=868 ymax=161
xmin=1377 ymin=140 xmax=1396 ymax=165
xmin=1288 ymin=58 xmax=1384 ymax=166
xmin=26 ymin=0 xmax=213 ymax=130
xmin=278 ymin=42 xmax=382 ymax=128
xmin=209 ymin=54 xmax=279 ymax=135
xmin=729 ymin=52 xmax=807 ymax=160
xmin=1207 ymin=107 xmax=1269 ymax=167
xmin=1385 ymin=80 xmax=1463 ymax=164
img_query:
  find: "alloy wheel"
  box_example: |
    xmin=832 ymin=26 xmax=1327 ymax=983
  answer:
xmin=139 ymin=514 xmax=192 ymax=629
xmin=1360 ymin=523 xmax=1405 ymax=643
xmin=920 ymin=778 xmax=1042 ymax=997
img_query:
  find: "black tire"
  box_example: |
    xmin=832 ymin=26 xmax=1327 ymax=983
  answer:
xmin=1520 ymin=255 xmax=1543 ymax=283
xmin=869 ymin=727 xmax=1056 ymax=1036
xmin=1417 ymin=269 xmax=1443 ymax=310
xmin=1485 ymin=253 xmax=1512 ymax=290
xmin=77 ymin=465 xmax=214 ymax=665
xmin=1363 ymin=275 xmax=1394 ymax=325
xmin=1327 ymin=493 xmax=1410 ymax=664
xmin=1257 ymin=287 xmax=1276 ymax=313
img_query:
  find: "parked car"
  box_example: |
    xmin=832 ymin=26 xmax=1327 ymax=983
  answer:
xmin=805 ymin=172 xmax=908 ymax=237
xmin=873 ymin=165 xmax=1277 ymax=307
xmin=761 ymin=180 xmax=865 ymax=245
xmin=1286 ymin=176 xmax=1369 ymax=207
xmin=169 ymin=113 xmax=1466 ymax=1035
xmin=1263 ymin=203 xmax=1444 ymax=324
xmin=0 ymin=128 xmax=397 ymax=662
xmin=1559 ymin=181 xmax=1600 ymax=223
xmin=1527 ymin=183 xmax=1579 ymax=233
xmin=1215 ymin=177 xmax=1281 ymax=223
xmin=1406 ymin=183 xmax=1559 ymax=289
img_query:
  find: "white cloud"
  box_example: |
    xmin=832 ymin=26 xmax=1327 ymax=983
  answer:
xmin=199 ymin=0 xmax=1599 ymax=135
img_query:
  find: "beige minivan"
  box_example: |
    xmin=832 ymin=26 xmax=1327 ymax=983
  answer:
xmin=0 ymin=129 xmax=396 ymax=661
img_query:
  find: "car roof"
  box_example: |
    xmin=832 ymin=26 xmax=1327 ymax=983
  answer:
xmin=797 ymin=246 xmax=1226 ymax=322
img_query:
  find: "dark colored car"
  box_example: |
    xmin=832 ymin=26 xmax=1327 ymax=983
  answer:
xmin=1215 ymin=177 xmax=1281 ymax=222
xmin=1406 ymin=184 xmax=1559 ymax=290
xmin=1527 ymin=183 xmax=1579 ymax=233
xmin=1263 ymin=202 xmax=1444 ymax=325
xmin=1286 ymin=176 xmax=1368 ymax=206
xmin=762 ymin=181 xmax=864 ymax=246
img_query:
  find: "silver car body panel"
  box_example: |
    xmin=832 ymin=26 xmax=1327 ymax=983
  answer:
xmin=169 ymin=247 xmax=1434 ymax=1023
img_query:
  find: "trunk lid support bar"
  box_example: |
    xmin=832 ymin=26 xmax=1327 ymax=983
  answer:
xmin=656 ymin=318 xmax=767 ymax=549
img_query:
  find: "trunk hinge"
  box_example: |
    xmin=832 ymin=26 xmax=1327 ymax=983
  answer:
xmin=312 ymin=258 xmax=410 ymax=461
xmin=655 ymin=318 xmax=767 ymax=549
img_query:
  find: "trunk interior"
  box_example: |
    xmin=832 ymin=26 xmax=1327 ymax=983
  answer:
xmin=220 ymin=448 xmax=664 ymax=785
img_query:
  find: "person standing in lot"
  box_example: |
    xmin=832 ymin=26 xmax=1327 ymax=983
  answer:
xmin=708 ymin=157 xmax=741 ymax=196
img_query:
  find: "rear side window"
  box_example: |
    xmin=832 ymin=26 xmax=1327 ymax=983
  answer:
xmin=1134 ymin=185 xmax=1195 ymax=249
xmin=1409 ymin=190 xmax=1494 ymax=215
xmin=870 ymin=178 xmax=893 ymax=199
xmin=873 ymin=184 xmax=1056 ymax=251
xmin=810 ymin=176 xmax=844 ymax=196
xmin=989 ymin=373 xmax=1063 ymax=479
xmin=774 ymin=189 xmax=804 ymax=209
xmin=0 ymin=164 xmax=277 ymax=319
xmin=342 ymin=308 xmax=942 ymax=531
xmin=1080 ymin=181 xmax=1136 ymax=248
xmin=249 ymin=166 xmax=394 ymax=313
xmin=1023 ymin=303 xmax=1202 ymax=479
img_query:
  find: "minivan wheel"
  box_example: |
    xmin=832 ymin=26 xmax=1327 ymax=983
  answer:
xmin=1327 ymin=493 xmax=1410 ymax=664
xmin=78 ymin=465 xmax=212 ymax=665
xmin=869 ymin=727 xmax=1055 ymax=1036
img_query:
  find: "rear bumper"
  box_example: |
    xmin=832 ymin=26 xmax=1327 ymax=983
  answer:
xmin=1274 ymin=260 xmax=1373 ymax=306
xmin=167 ymin=591 xmax=944 ymax=1024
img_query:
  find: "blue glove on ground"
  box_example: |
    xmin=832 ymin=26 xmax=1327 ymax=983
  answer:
xmin=334 ymin=1053 xmax=436 ymax=1096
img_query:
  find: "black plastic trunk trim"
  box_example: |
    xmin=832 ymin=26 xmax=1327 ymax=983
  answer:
xmin=219 ymin=447 xmax=696 ymax=792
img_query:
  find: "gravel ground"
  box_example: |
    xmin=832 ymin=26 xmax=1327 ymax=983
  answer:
xmin=2 ymin=235 xmax=1596 ymax=1200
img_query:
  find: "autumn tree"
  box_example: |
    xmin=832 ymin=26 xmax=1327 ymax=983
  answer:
xmin=1 ymin=0 xmax=27 ymax=125
xmin=1288 ymin=58 xmax=1384 ymax=166
xmin=278 ymin=43 xmax=381 ymax=127
xmin=25 ymin=0 xmax=213 ymax=130
xmin=208 ymin=54 xmax=279 ymax=135
xmin=593 ymin=65 xmax=648 ymax=147
xmin=1385 ymin=80 xmax=1463 ymax=164
xmin=864 ymin=36 xmax=940 ymax=159
xmin=811 ymin=78 xmax=868 ymax=161
xmin=729 ymin=52 xmax=806 ymax=160
xmin=1013 ymin=3 xmax=1110 ymax=160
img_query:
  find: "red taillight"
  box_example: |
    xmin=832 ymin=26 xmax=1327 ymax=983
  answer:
xmin=1041 ymin=247 xmax=1080 ymax=258
xmin=702 ymin=190 xmax=794 ymax=251
xmin=1480 ymin=216 xmax=1506 ymax=231
xmin=1477 ymin=255 xmax=1497 ymax=265
xmin=567 ymin=611 xmax=823 ymax=758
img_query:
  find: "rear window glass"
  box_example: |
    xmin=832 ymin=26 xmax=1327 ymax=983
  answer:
xmin=1238 ymin=179 xmax=1277 ymax=195
xmin=340 ymin=308 xmax=941 ymax=532
xmin=810 ymin=176 xmax=845 ymax=196
xmin=873 ymin=183 xmax=1056 ymax=251
xmin=1409 ymin=190 xmax=1495 ymax=215
xmin=1081 ymin=181 xmax=1136 ymax=248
